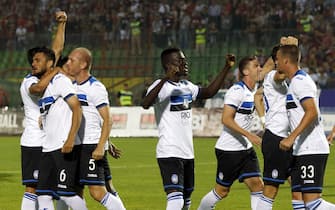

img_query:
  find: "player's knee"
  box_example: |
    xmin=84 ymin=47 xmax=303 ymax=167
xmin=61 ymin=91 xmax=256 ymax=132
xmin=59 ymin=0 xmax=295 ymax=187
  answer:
xmin=25 ymin=186 xmax=36 ymax=193
xmin=215 ymin=184 xmax=230 ymax=198
xmin=88 ymin=186 xmax=107 ymax=201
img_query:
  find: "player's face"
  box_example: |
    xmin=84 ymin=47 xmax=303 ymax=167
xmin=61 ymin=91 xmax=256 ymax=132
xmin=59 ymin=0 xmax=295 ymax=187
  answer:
xmin=31 ymin=52 xmax=48 ymax=77
xmin=170 ymin=51 xmax=189 ymax=77
xmin=276 ymin=50 xmax=286 ymax=74
xmin=248 ymin=59 xmax=262 ymax=82
xmin=66 ymin=51 xmax=82 ymax=77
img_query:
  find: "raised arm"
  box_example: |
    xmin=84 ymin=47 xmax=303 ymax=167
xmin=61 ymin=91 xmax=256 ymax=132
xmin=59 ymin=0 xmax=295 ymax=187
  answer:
xmin=254 ymin=86 xmax=265 ymax=126
xmin=198 ymin=54 xmax=235 ymax=99
xmin=52 ymin=11 xmax=67 ymax=64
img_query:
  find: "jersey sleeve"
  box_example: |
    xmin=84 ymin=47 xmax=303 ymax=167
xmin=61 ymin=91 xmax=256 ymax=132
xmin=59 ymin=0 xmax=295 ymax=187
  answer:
xmin=224 ymin=84 xmax=243 ymax=109
xmin=91 ymin=82 xmax=109 ymax=109
xmin=186 ymin=80 xmax=200 ymax=100
xmin=53 ymin=74 xmax=77 ymax=100
xmin=24 ymin=76 xmax=39 ymax=96
xmin=292 ymin=76 xmax=316 ymax=103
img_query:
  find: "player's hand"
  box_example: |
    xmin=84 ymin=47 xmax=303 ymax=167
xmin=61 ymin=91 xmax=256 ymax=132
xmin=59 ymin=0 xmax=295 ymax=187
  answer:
xmin=38 ymin=116 xmax=43 ymax=129
xmin=108 ymin=142 xmax=122 ymax=159
xmin=55 ymin=11 xmax=67 ymax=23
xmin=61 ymin=140 xmax=74 ymax=153
xmin=280 ymin=36 xmax=298 ymax=46
xmin=92 ymin=146 xmax=104 ymax=160
xmin=225 ymin=54 xmax=235 ymax=68
xmin=247 ymin=133 xmax=262 ymax=147
xmin=279 ymin=136 xmax=295 ymax=151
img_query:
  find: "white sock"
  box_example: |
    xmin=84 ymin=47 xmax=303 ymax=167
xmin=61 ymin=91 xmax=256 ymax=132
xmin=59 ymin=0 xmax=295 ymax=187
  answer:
xmin=21 ymin=192 xmax=38 ymax=210
xmin=182 ymin=197 xmax=191 ymax=210
xmin=255 ymin=195 xmax=273 ymax=210
xmin=56 ymin=199 xmax=69 ymax=210
xmin=37 ymin=195 xmax=54 ymax=210
xmin=101 ymin=192 xmax=126 ymax=210
xmin=251 ymin=191 xmax=263 ymax=210
xmin=292 ymin=200 xmax=305 ymax=210
xmin=198 ymin=189 xmax=222 ymax=210
xmin=309 ymin=198 xmax=335 ymax=210
xmin=166 ymin=192 xmax=184 ymax=210
xmin=60 ymin=195 xmax=87 ymax=210
xmin=114 ymin=193 xmax=126 ymax=209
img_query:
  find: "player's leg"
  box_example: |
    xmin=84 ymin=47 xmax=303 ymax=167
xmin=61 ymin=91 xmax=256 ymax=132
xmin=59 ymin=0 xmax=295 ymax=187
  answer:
xmin=54 ymin=147 xmax=87 ymax=210
xmin=298 ymin=155 xmax=335 ymax=210
xmin=239 ymin=149 xmax=263 ymax=210
xmin=157 ymin=157 xmax=185 ymax=210
xmin=21 ymin=146 xmax=42 ymax=210
xmin=103 ymin=154 xmax=126 ymax=208
xmin=198 ymin=149 xmax=244 ymax=210
xmin=80 ymin=145 xmax=124 ymax=210
xmin=182 ymin=159 xmax=194 ymax=210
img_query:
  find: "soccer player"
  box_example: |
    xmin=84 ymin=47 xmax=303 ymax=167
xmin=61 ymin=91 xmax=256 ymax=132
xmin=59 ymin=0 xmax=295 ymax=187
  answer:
xmin=19 ymin=11 xmax=67 ymax=210
xmin=277 ymin=44 xmax=335 ymax=209
xmin=66 ymin=47 xmax=125 ymax=210
xmin=36 ymin=49 xmax=87 ymax=209
xmin=142 ymin=47 xmax=235 ymax=210
xmin=255 ymin=37 xmax=305 ymax=210
xmin=197 ymin=56 xmax=263 ymax=210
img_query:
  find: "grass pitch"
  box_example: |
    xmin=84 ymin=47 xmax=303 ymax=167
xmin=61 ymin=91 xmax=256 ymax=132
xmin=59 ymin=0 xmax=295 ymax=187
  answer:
xmin=0 ymin=136 xmax=334 ymax=210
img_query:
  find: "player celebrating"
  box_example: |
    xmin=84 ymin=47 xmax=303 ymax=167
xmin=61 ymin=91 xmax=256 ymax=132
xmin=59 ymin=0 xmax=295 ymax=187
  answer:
xmin=197 ymin=55 xmax=263 ymax=210
xmin=19 ymin=11 xmax=66 ymax=210
xmin=277 ymin=44 xmax=335 ymax=209
xmin=142 ymin=47 xmax=235 ymax=210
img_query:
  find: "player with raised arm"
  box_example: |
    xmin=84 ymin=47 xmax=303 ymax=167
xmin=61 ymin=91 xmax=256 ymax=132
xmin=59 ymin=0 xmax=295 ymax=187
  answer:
xmin=19 ymin=11 xmax=67 ymax=210
xmin=198 ymin=55 xmax=264 ymax=210
xmin=277 ymin=43 xmax=335 ymax=209
xmin=142 ymin=47 xmax=235 ymax=210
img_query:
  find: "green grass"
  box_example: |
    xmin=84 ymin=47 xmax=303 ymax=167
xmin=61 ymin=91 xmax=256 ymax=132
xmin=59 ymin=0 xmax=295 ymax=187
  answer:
xmin=0 ymin=136 xmax=334 ymax=210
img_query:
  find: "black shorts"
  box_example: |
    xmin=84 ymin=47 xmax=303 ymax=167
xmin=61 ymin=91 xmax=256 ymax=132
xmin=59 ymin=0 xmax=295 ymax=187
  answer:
xmin=157 ymin=157 xmax=194 ymax=195
xmin=262 ymin=129 xmax=293 ymax=185
xmin=79 ymin=144 xmax=106 ymax=186
xmin=215 ymin=148 xmax=261 ymax=187
xmin=21 ymin=146 xmax=42 ymax=187
xmin=36 ymin=146 xmax=81 ymax=197
xmin=290 ymin=154 xmax=328 ymax=193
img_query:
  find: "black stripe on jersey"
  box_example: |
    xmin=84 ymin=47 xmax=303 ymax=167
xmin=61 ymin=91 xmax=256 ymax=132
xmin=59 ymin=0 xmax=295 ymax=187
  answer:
xmin=170 ymin=104 xmax=191 ymax=111
xmin=80 ymin=101 xmax=89 ymax=106
xmin=237 ymin=108 xmax=253 ymax=114
xmin=286 ymin=102 xmax=297 ymax=109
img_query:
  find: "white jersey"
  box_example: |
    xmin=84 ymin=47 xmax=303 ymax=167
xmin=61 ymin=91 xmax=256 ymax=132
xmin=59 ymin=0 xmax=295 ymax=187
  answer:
xmin=215 ymin=81 xmax=255 ymax=151
xmin=39 ymin=73 xmax=81 ymax=152
xmin=75 ymin=76 xmax=109 ymax=144
xmin=148 ymin=79 xmax=199 ymax=159
xmin=286 ymin=70 xmax=329 ymax=156
xmin=263 ymin=70 xmax=290 ymax=137
xmin=20 ymin=74 xmax=46 ymax=147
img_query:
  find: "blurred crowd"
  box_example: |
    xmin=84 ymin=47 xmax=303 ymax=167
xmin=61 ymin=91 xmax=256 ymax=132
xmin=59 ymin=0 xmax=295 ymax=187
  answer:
xmin=1 ymin=0 xmax=335 ymax=90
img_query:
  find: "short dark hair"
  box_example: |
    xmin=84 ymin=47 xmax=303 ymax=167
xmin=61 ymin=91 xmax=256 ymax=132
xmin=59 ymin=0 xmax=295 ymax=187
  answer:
xmin=161 ymin=47 xmax=181 ymax=71
xmin=27 ymin=46 xmax=56 ymax=66
xmin=238 ymin=56 xmax=257 ymax=77
xmin=279 ymin=45 xmax=300 ymax=64
xmin=271 ymin=45 xmax=280 ymax=62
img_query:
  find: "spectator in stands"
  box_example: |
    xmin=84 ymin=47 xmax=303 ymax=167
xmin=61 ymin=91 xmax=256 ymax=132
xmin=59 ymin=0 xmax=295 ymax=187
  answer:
xmin=117 ymin=83 xmax=133 ymax=106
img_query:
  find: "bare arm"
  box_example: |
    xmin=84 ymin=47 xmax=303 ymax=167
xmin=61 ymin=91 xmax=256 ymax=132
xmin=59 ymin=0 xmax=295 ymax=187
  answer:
xmin=92 ymin=105 xmax=110 ymax=160
xmin=280 ymin=98 xmax=318 ymax=150
xmin=327 ymin=126 xmax=335 ymax=144
xmin=254 ymin=87 xmax=265 ymax=125
xmin=62 ymin=95 xmax=82 ymax=153
xmin=222 ymin=105 xmax=262 ymax=146
xmin=198 ymin=54 xmax=235 ymax=99
xmin=52 ymin=11 xmax=67 ymax=64
xmin=29 ymin=68 xmax=59 ymax=96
